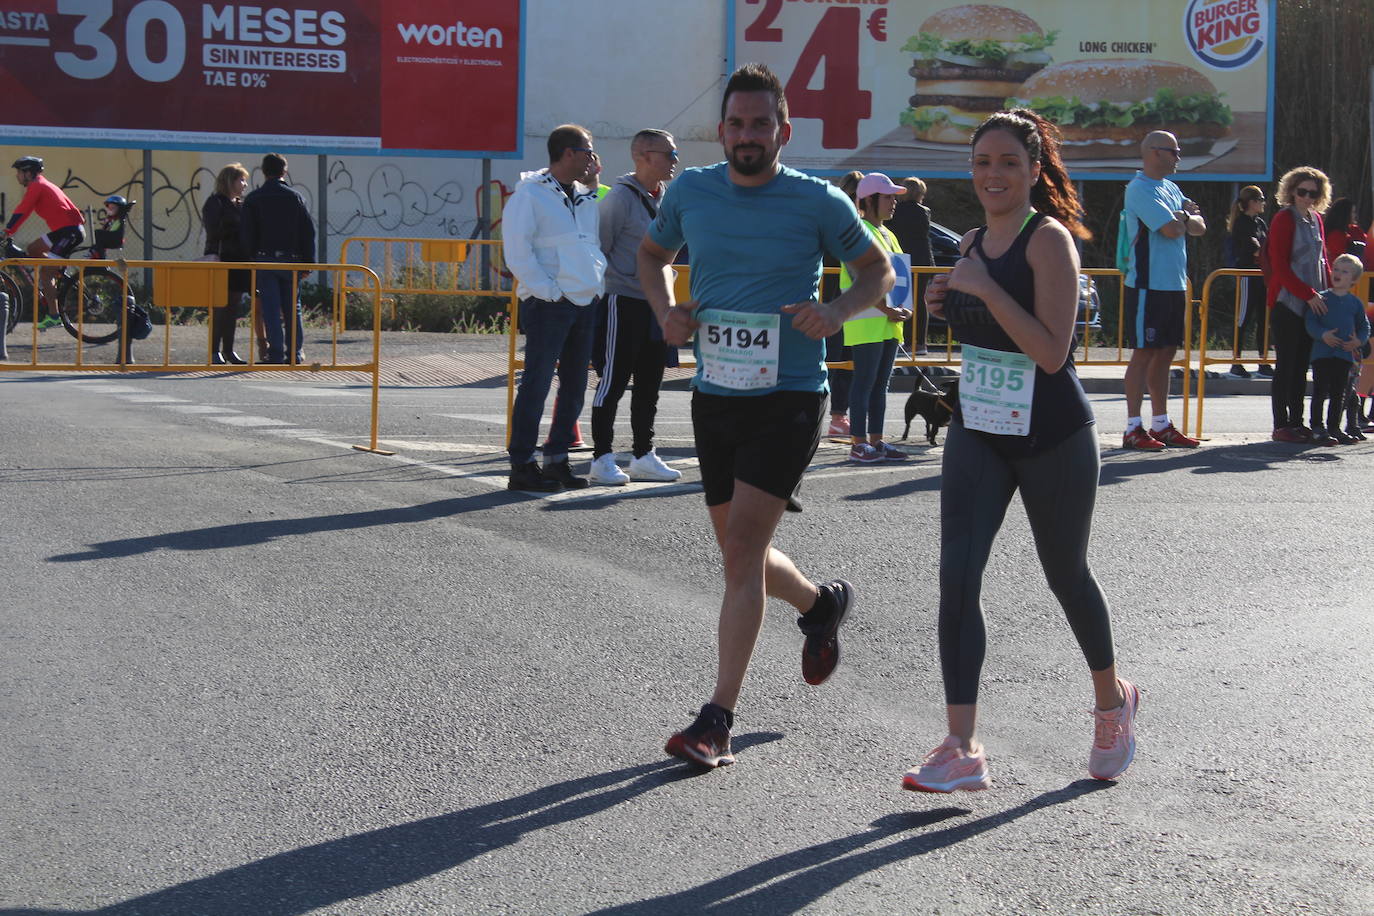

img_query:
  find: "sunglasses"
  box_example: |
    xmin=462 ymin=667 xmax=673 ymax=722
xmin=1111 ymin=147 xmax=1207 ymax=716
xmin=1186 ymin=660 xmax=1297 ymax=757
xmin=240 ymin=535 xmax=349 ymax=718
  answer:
xmin=1293 ymin=187 xmax=1322 ymax=199
xmin=570 ymin=146 xmax=595 ymax=154
xmin=647 ymin=149 xmax=679 ymax=161
xmin=1152 ymin=147 xmax=1183 ymax=158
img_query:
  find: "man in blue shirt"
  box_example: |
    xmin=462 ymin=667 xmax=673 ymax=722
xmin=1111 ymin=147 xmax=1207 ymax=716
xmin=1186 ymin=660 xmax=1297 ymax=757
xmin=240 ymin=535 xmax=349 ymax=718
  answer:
xmin=1120 ymin=130 xmax=1205 ymax=449
xmin=638 ymin=63 xmax=893 ymax=769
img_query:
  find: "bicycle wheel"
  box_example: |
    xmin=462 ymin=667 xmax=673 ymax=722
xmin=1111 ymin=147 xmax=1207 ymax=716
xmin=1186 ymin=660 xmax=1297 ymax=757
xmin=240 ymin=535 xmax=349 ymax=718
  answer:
xmin=1 ymin=270 xmax=22 ymax=334
xmin=58 ymin=267 xmax=125 ymax=344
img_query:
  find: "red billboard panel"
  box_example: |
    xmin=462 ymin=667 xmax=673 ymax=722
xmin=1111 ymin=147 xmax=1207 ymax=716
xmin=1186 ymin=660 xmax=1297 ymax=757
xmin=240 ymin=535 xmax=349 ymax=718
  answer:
xmin=0 ymin=1 xmax=524 ymax=157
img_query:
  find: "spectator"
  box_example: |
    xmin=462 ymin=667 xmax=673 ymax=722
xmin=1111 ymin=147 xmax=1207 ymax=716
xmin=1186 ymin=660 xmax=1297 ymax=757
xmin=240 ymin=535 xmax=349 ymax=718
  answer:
xmin=841 ymin=172 xmax=912 ymax=464
xmin=502 ymin=124 xmax=607 ymax=492
xmin=823 ymin=170 xmax=866 ymax=440
xmin=1119 ymin=130 xmax=1204 ymax=450
xmin=888 ymin=176 xmax=936 ymax=355
xmin=240 ymin=153 xmax=315 ymax=365
xmin=1267 ymin=166 xmax=1331 ymax=443
xmin=1225 ymin=185 xmax=1268 ymax=379
xmin=588 ymin=129 xmax=682 ymax=486
xmin=638 ymin=63 xmax=893 ymax=769
xmin=202 ymin=163 xmax=251 ymax=365
xmin=1323 ymin=197 xmax=1368 ymax=266
xmin=1305 ymin=253 xmax=1370 ymax=445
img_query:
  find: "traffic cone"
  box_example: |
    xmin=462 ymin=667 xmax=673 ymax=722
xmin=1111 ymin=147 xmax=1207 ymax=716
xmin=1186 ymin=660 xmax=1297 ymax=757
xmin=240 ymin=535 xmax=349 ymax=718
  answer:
xmin=542 ymin=401 xmax=587 ymax=451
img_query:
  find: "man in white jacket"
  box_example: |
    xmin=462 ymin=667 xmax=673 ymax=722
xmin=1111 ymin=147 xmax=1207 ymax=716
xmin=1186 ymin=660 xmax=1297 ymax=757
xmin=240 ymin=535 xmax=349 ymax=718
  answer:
xmin=503 ymin=124 xmax=608 ymax=492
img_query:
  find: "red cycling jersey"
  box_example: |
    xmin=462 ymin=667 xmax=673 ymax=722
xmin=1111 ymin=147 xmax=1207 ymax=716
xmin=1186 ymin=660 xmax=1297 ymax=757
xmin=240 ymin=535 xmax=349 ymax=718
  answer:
xmin=5 ymin=174 xmax=84 ymax=235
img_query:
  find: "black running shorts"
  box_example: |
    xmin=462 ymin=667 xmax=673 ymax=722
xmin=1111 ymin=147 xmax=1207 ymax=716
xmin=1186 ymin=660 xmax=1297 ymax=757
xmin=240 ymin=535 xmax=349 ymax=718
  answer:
xmin=1123 ymin=287 xmax=1186 ymax=349
xmin=43 ymin=224 xmax=85 ymax=258
xmin=691 ymin=389 xmax=826 ymax=512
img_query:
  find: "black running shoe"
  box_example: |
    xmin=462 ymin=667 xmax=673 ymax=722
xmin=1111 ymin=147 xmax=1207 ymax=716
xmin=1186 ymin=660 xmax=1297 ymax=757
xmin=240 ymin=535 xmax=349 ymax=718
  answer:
xmin=508 ymin=461 xmax=561 ymax=492
xmin=664 ymin=703 xmax=734 ymax=768
xmin=541 ymin=459 xmax=589 ymax=490
xmin=797 ymin=579 xmax=854 ymax=686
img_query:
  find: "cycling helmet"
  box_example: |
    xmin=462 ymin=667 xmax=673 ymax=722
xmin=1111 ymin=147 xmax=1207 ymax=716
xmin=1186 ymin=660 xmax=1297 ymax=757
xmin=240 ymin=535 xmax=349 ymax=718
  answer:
xmin=12 ymin=156 xmax=44 ymax=173
xmin=104 ymin=194 xmax=135 ymax=215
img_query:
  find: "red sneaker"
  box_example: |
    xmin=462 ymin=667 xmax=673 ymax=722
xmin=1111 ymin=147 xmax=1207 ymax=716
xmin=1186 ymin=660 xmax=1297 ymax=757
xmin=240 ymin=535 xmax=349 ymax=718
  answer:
xmin=1271 ymin=426 xmax=1306 ymax=443
xmin=1151 ymin=424 xmax=1200 ymax=448
xmin=1122 ymin=427 xmax=1165 ymax=451
xmin=664 ymin=704 xmax=734 ymax=768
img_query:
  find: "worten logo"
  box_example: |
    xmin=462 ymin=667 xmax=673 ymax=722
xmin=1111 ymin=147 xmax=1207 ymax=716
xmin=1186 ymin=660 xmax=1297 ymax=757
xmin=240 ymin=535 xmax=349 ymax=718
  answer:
xmin=396 ymin=21 xmax=503 ymax=49
xmin=1184 ymin=0 xmax=1267 ymax=70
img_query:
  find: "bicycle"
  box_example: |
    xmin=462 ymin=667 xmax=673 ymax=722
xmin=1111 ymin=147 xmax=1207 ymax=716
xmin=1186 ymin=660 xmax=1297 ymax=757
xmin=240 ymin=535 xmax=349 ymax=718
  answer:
xmin=2 ymin=200 xmax=150 ymax=345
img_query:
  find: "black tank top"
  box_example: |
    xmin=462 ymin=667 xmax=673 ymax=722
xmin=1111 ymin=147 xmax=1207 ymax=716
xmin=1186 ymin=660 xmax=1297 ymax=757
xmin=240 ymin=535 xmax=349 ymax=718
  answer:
xmin=942 ymin=212 xmax=1094 ymax=457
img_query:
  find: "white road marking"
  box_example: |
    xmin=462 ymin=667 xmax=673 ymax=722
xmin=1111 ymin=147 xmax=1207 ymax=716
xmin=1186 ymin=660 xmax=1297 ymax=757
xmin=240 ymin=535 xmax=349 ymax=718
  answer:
xmin=435 ymin=413 xmax=507 ymax=424
xmin=246 ymin=385 xmax=369 ymax=398
xmin=261 ymin=428 xmax=330 ymax=438
xmin=210 ymin=416 xmax=295 ymax=427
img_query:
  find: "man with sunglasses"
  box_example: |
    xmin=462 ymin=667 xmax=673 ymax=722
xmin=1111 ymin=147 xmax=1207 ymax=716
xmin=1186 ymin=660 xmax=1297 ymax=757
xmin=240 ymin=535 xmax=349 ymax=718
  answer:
xmin=503 ymin=124 xmax=607 ymax=491
xmin=586 ymin=129 xmax=683 ymax=485
xmin=1119 ymin=130 xmax=1206 ymax=450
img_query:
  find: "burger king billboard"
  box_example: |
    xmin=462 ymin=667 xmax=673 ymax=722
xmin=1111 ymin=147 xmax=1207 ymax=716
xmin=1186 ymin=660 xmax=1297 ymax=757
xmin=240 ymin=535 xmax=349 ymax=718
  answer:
xmin=729 ymin=0 xmax=1272 ymax=180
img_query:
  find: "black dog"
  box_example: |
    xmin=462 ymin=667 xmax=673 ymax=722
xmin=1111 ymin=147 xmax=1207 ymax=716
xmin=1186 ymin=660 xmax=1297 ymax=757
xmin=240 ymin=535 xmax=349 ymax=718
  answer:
xmin=901 ymin=379 xmax=958 ymax=445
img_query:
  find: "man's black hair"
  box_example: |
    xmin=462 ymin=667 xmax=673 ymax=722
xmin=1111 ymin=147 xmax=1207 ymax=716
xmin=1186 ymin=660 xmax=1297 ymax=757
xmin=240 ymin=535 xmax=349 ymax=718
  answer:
xmin=262 ymin=153 xmax=287 ymax=178
xmin=720 ymin=63 xmax=787 ymax=123
xmin=547 ymin=125 xmax=590 ymax=164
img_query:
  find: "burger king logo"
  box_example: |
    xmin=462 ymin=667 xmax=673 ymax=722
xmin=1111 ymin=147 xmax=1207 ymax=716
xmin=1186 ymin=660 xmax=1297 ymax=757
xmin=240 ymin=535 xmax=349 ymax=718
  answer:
xmin=1184 ymin=0 xmax=1267 ymax=70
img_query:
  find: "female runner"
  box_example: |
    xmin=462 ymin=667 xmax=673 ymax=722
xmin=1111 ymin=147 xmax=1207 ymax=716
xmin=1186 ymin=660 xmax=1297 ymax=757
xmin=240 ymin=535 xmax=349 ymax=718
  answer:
xmin=903 ymin=110 xmax=1139 ymax=793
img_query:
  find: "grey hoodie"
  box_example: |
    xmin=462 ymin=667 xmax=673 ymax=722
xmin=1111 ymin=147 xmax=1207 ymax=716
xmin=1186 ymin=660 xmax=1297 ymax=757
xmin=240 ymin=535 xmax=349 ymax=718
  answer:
xmin=598 ymin=173 xmax=664 ymax=299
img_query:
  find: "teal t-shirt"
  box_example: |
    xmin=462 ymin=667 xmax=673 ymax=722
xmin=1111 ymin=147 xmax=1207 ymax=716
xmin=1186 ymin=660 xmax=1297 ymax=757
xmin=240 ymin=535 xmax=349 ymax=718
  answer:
xmin=649 ymin=162 xmax=872 ymax=395
xmin=1123 ymin=170 xmax=1188 ymax=291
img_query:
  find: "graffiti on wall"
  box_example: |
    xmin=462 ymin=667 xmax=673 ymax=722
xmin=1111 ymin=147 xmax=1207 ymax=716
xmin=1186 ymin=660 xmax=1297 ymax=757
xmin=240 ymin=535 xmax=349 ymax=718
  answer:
xmin=327 ymin=161 xmax=472 ymax=239
xmin=1 ymin=148 xmax=494 ymax=262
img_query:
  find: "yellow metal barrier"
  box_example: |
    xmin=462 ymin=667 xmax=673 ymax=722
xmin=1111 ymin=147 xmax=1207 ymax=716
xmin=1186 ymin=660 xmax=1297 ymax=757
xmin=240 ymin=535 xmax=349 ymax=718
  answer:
xmin=1193 ymin=268 xmax=1373 ymax=438
xmin=335 ymin=236 xmax=509 ymax=328
xmin=500 ymin=263 xmax=1167 ymax=443
xmin=0 ymin=256 xmax=391 ymax=454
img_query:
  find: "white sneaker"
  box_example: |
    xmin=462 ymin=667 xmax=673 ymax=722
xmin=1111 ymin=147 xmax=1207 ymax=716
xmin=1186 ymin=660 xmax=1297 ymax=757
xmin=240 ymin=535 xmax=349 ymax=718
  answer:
xmin=588 ymin=453 xmax=629 ymax=486
xmin=627 ymin=449 xmax=681 ymax=482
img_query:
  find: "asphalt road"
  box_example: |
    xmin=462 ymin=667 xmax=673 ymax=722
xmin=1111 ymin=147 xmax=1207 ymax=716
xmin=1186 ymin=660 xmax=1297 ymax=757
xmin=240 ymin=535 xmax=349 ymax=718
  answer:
xmin=1 ymin=368 xmax=1371 ymax=915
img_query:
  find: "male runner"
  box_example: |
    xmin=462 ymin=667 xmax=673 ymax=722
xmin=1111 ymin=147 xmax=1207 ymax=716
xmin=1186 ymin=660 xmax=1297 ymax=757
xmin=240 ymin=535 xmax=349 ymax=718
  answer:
xmin=3 ymin=156 xmax=86 ymax=329
xmin=637 ymin=63 xmax=894 ymax=768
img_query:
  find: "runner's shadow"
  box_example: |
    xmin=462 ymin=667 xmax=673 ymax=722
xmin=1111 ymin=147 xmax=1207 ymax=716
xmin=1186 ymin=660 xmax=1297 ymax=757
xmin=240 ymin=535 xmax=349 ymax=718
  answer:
xmin=588 ymin=779 xmax=1111 ymax=914
xmin=1098 ymin=439 xmax=1338 ymax=486
xmin=0 ymin=734 xmax=782 ymax=916
xmin=841 ymin=474 xmax=942 ymax=501
xmin=47 ymin=490 xmax=546 ymax=562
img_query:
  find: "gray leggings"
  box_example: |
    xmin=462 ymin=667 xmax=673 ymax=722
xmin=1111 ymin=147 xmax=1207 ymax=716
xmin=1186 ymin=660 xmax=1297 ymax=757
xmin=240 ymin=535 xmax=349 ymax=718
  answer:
xmin=938 ymin=422 xmax=1115 ymax=705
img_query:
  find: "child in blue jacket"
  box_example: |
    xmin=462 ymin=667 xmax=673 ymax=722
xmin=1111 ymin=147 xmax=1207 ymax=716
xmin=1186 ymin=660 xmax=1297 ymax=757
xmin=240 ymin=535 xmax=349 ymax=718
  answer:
xmin=1306 ymin=253 xmax=1371 ymax=444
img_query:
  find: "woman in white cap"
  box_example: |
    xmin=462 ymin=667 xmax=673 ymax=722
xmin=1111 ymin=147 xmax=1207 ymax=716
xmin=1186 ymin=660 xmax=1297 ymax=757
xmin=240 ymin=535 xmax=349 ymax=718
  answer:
xmin=841 ymin=172 xmax=913 ymax=463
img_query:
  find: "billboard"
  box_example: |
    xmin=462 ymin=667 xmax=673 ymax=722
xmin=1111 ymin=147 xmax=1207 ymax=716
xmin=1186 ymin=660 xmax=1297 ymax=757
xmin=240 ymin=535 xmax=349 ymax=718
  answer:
xmin=0 ymin=1 xmax=525 ymax=157
xmin=729 ymin=0 xmax=1273 ymax=180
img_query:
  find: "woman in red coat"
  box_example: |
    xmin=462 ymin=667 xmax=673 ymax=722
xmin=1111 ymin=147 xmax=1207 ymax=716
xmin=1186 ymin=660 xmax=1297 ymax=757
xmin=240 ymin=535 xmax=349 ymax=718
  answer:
xmin=1266 ymin=167 xmax=1331 ymax=443
xmin=1323 ymin=197 xmax=1368 ymax=267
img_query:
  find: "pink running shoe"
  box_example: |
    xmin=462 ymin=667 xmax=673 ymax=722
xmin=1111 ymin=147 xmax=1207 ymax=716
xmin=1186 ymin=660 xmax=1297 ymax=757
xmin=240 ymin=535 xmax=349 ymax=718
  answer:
xmin=1089 ymin=678 xmax=1141 ymax=780
xmin=901 ymin=735 xmax=991 ymax=793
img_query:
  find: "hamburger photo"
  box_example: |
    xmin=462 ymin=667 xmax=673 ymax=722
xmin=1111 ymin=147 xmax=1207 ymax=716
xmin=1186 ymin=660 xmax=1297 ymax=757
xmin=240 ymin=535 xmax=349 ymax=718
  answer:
xmin=900 ymin=4 xmax=1057 ymax=145
xmin=1008 ymin=58 xmax=1233 ymax=159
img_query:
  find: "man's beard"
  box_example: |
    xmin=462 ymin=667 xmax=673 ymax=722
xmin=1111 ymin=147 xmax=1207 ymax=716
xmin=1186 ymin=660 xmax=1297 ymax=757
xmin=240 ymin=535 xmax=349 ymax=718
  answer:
xmin=726 ymin=143 xmax=776 ymax=177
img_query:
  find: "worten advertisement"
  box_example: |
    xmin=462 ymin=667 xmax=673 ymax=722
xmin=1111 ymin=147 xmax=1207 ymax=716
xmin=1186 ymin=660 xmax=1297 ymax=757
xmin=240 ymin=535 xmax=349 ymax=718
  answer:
xmin=0 ymin=1 xmax=524 ymax=157
xmin=730 ymin=0 xmax=1272 ymax=180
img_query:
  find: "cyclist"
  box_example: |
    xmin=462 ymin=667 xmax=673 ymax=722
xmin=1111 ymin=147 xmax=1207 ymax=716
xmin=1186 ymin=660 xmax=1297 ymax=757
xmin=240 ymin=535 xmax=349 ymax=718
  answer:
xmin=3 ymin=156 xmax=86 ymax=329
